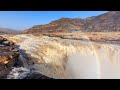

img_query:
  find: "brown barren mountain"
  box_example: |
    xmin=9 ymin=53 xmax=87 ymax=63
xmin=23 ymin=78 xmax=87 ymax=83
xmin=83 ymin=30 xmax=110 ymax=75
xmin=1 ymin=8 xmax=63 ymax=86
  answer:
xmin=24 ymin=11 xmax=120 ymax=34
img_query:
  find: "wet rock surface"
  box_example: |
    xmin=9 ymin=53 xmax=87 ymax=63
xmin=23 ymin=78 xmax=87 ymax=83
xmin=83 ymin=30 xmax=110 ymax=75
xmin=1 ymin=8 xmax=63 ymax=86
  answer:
xmin=22 ymin=71 xmax=54 ymax=79
xmin=7 ymin=67 xmax=54 ymax=79
xmin=0 ymin=36 xmax=19 ymax=78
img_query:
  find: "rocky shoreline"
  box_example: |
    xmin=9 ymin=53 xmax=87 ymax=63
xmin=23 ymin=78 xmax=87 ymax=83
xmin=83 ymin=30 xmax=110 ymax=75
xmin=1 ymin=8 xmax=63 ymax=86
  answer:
xmin=0 ymin=36 xmax=19 ymax=78
xmin=0 ymin=36 xmax=54 ymax=79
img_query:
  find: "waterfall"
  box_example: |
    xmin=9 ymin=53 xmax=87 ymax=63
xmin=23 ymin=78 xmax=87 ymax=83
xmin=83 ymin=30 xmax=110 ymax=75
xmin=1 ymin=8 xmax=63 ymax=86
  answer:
xmin=5 ymin=34 xmax=120 ymax=79
xmin=65 ymin=42 xmax=120 ymax=79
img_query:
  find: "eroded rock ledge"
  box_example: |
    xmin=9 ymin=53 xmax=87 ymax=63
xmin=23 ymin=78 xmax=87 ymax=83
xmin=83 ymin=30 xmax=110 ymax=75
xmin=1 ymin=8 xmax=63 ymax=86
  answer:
xmin=0 ymin=36 xmax=54 ymax=79
xmin=0 ymin=36 xmax=19 ymax=78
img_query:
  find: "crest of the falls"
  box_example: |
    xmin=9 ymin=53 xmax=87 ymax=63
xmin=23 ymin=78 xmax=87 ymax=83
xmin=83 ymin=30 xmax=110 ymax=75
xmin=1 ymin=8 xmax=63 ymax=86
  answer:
xmin=3 ymin=34 xmax=120 ymax=79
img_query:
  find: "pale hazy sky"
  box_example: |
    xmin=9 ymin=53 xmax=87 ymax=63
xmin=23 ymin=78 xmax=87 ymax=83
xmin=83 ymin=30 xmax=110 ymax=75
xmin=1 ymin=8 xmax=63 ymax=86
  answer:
xmin=0 ymin=11 xmax=108 ymax=30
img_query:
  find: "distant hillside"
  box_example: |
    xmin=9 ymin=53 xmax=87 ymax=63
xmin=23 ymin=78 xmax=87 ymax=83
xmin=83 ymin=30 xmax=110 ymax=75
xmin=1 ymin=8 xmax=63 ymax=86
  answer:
xmin=23 ymin=18 xmax=85 ymax=33
xmin=0 ymin=28 xmax=19 ymax=34
xmin=84 ymin=11 xmax=120 ymax=32
xmin=24 ymin=11 xmax=120 ymax=34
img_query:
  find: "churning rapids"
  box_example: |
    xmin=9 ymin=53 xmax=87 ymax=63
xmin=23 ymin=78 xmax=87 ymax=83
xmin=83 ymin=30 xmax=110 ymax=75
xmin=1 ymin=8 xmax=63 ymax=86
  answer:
xmin=2 ymin=34 xmax=120 ymax=79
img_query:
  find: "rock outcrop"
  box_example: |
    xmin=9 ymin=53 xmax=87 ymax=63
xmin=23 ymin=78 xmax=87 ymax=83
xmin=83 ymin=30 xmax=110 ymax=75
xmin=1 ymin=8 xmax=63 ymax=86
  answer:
xmin=0 ymin=36 xmax=19 ymax=78
xmin=22 ymin=71 xmax=54 ymax=79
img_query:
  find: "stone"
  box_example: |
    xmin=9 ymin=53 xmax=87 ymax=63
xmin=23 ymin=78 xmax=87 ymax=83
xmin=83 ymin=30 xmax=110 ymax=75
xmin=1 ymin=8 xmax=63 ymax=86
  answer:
xmin=21 ymin=71 xmax=54 ymax=79
xmin=0 ymin=36 xmax=19 ymax=78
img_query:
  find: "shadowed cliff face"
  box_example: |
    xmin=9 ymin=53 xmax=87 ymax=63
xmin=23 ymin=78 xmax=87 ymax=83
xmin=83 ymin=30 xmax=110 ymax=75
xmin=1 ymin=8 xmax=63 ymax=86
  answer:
xmin=3 ymin=34 xmax=120 ymax=79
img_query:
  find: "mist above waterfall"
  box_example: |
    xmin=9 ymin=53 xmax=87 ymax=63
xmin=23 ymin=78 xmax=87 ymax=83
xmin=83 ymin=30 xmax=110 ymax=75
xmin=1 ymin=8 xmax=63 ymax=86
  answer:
xmin=66 ymin=54 xmax=99 ymax=79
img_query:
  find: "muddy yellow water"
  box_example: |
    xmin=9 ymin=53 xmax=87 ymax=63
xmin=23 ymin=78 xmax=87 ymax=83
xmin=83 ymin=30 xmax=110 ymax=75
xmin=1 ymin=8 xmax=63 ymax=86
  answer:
xmin=3 ymin=34 xmax=120 ymax=79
